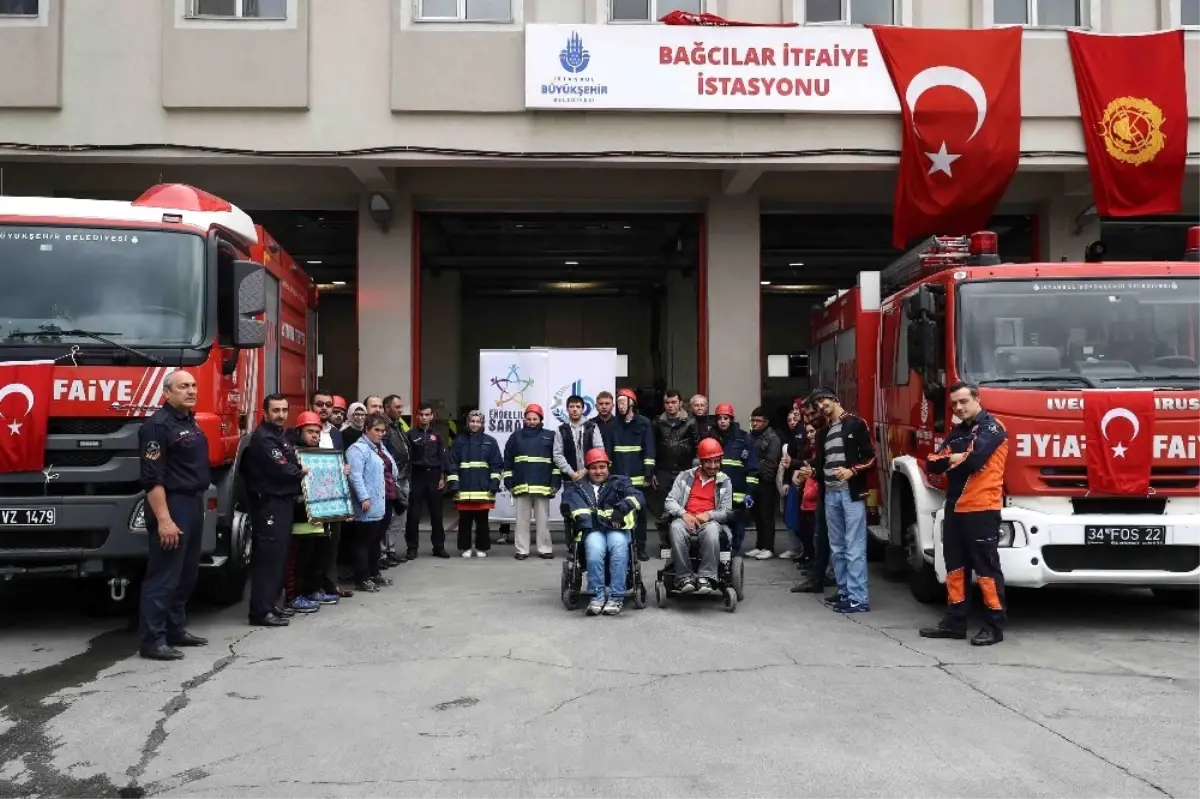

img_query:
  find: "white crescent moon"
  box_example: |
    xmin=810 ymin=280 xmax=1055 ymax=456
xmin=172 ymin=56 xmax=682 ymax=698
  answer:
xmin=1100 ymin=407 xmax=1140 ymax=442
xmin=0 ymin=383 xmax=35 ymax=418
xmin=904 ymin=66 xmax=989 ymax=142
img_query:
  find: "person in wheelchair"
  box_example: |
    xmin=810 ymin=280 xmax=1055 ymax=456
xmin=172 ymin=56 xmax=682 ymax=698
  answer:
xmin=663 ymin=437 xmax=734 ymax=595
xmin=563 ymin=448 xmax=645 ymax=616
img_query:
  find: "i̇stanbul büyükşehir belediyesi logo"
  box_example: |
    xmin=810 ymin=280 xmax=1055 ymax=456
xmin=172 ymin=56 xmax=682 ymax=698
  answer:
xmin=552 ymin=380 xmax=595 ymax=424
xmin=540 ymin=31 xmax=608 ymax=104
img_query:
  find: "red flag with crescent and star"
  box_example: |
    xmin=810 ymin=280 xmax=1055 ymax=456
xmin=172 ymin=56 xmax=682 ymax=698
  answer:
xmin=1066 ymin=30 xmax=1187 ymax=217
xmin=871 ymin=26 xmax=1023 ymax=249
xmin=0 ymin=360 xmax=55 ymax=474
xmin=1083 ymin=390 xmax=1155 ymax=496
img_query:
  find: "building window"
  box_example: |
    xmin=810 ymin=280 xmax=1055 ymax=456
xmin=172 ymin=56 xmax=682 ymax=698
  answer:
xmin=1175 ymin=0 xmax=1200 ymax=27
xmin=416 ymin=0 xmax=513 ymax=22
xmin=610 ymin=0 xmax=703 ymax=23
xmin=992 ymin=0 xmax=1087 ymax=27
xmin=0 ymin=0 xmax=38 ymax=15
xmin=187 ymin=0 xmax=287 ymax=19
xmin=804 ymin=0 xmax=896 ymax=24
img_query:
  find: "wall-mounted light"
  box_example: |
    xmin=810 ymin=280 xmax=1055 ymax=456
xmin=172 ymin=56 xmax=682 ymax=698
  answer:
xmin=368 ymin=192 xmax=394 ymax=233
xmin=332 ymin=280 xmax=347 ymax=286
xmin=760 ymin=280 xmax=771 ymax=285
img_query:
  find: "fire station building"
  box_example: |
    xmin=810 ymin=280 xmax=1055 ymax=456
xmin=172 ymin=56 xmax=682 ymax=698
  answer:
xmin=0 ymin=0 xmax=1196 ymax=419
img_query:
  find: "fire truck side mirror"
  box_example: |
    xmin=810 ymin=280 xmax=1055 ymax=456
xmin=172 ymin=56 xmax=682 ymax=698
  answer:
xmin=219 ymin=259 xmax=267 ymax=349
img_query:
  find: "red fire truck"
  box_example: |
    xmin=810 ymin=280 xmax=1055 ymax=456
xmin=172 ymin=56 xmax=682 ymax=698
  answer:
xmin=811 ymin=227 xmax=1200 ymax=607
xmin=0 ymin=184 xmax=317 ymax=606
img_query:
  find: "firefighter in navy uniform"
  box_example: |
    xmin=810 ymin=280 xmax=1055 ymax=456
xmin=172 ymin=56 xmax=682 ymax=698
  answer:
xmin=240 ymin=393 xmax=309 ymax=627
xmin=405 ymin=401 xmax=450 ymax=559
xmin=137 ymin=370 xmax=212 ymax=661
xmin=921 ymin=382 xmax=1010 ymax=647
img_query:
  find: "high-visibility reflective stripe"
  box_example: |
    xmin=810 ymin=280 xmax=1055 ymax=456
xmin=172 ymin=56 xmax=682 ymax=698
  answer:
xmin=514 ymin=455 xmax=552 ymax=464
xmin=613 ymin=445 xmax=641 ymax=452
xmin=572 ymin=508 xmax=592 ymax=518
xmin=746 ymin=475 xmax=759 ymax=484
xmin=458 ymin=491 xmax=493 ymax=501
xmin=724 ymin=458 xmax=743 ymax=467
xmin=643 ymin=458 xmax=655 ymax=467
xmin=627 ymin=496 xmax=642 ymax=511
xmin=446 ymin=475 xmax=459 ymax=482
xmin=490 ymin=472 xmax=501 ymax=481
xmin=501 ymin=470 xmax=514 ymax=478
xmin=458 ymin=461 xmax=490 ymax=469
xmin=630 ymin=476 xmax=646 ymax=486
xmin=513 ymin=484 xmax=554 ymax=496
xmin=733 ymin=492 xmax=746 ymax=502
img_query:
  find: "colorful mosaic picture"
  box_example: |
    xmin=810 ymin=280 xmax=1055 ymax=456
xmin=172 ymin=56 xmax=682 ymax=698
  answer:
xmin=296 ymin=448 xmax=355 ymax=523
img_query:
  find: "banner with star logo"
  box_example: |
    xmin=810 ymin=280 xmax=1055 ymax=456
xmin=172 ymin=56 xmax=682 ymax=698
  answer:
xmin=1066 ymin=30 xmax=1188 ymax=217
xmin=871 ymin=26 xmax=1022 ymax=249
xmin=0 ymin=360 xmax=55 ymax=474
xmin=1083 ymin=390 xmax=1155 ymax=496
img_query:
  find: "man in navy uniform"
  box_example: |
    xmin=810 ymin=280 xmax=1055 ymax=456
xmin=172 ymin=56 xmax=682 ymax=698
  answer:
xmin=137 ymin=371 xmax=211 ymax=661
xmin=240 ymin=393 xmax=309 ymax=627
xmin=405 ymin=402 xmax=450 ymax=559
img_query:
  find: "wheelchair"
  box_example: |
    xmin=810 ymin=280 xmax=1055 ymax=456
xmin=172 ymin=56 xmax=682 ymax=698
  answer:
xmin=654 ymin=522 xmax=745 ymax=613
xmin=559 ymin=503 xmax=648 ymax=612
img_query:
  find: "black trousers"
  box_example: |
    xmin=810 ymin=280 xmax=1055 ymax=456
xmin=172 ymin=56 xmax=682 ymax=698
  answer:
xmin=649 ymin=469 xmax=680 ymax=549
xmin=405 ymin=468 xmax=446 ymax=553
xmin=808 ymin=501 xmax=831 ymax=588
xmin=139 ymin=492 xmax=204 ymax=650
xmin=291 ymin=534 xmax=328 ymax=598
xmin=354 ymin=511 xmax=390 ymax=583
xmin=753 ymin=480 xmax=779 ymax=552
xmin=247 ymin=494 xmax=295 ymax=620
xmin=457 ymin=509 xmax=492 ymax=552
xmin=942 ymin=508 xmax=1007 ymax=632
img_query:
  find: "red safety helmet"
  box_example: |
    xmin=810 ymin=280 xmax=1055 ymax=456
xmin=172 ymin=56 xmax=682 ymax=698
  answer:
xmin=525 ymin=403 xmax=544 ymax=419
xmin=616 ymin=388 xmax=637 ymax=403
xmin=584 ymin=447 xmax=610 ymax=467
xmin=332 ymin=395 xmax=347 ymax=410
xmin=697 ymin=438 xmax=724 ymax=460
xmin=295 ymin=410 xmax=323 ymax=429
xmin=714 ymin=403 xmax=735 ymax=418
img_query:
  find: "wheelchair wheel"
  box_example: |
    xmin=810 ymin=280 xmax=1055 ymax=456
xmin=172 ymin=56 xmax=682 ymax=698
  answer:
xmin=560 ymin=562 xmax=579 ymax=611
xmin=654 ymin=580 xmax=667 ymax=608
xmin=562 ymin=587 xmax=580 ymax=611
xmin=731 ymin=555 xmax=745 ymax=601
xmin=631 ymin=580 xmax=647 ymax=610
xmin=723 ymin=586 xmax=738 ymax=613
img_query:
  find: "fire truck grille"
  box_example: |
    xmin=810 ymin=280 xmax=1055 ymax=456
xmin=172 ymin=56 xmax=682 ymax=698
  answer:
xmin=0 ymin=529 xmax=110 ymax=551
xmin=45 ymin=451 xmax=115 ymax=468
xmin=1071 ymin=497 xmax=1167 ymax=515
xmin=0 ymin=481 xmax=142 ymax=498
xmin=1042 ymin=545 xmax=1200 ymax=573
xmin=48 ymin=419 xmax=132 ymax=436
xmin=1039 ymin=467 xmax=1200 ymax=492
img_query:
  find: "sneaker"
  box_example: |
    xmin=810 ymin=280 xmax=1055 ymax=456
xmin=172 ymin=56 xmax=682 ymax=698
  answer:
xmin=823 ymin=593 xmax=846 ymax=607
xmin=602 ymin=600 xmax=623 ymax=615
xmin=778 ymin=550 xmax=797 ymax=560
xmin=355 ymin=580 xmax=379 ymax=593
xmin=475 ymin=550 xmax=488 ymax=558
xmin=835 ymin=600 xmax=871 ymax=614
xmin=586 ymin=599 xmax=604 ymax=616
xmin=290 ymin=596 xmax=320 ymax=613
xmin=696 ymin=578 xmax=714 ymax=595
xmin=461 ymin=550 xmax=474 ymax=558
xmin=372 ymin=575 xmax=394 ymax=587
xmin=745 ymin=549 xmax=762 ymax=558
xmin=308 ymin=591 xmax=338 ymax=606
xmin=756 ymin=550 xmax=775 ymax=560
xmin=678 ymin=579 xmax=697 ymax=594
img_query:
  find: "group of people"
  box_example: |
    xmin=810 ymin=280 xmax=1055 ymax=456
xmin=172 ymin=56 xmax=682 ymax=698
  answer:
xmin=134 ymin=372 xmax=1010 ymax=662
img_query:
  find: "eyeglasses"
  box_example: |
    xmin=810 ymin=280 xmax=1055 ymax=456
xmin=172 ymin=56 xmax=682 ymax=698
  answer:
xmin=313 ymin=401 xmax=332 ymax=408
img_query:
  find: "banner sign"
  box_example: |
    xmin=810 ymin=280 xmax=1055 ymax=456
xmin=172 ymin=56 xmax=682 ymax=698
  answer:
xmin=479 ymin=348 xmax=617 ymax=523
xmin=524 ymin=23 xmax=899 ymax=113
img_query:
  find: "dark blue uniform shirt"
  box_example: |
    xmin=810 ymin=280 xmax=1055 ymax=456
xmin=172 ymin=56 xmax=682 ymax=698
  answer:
xmin=240 ymin=422 xmax=305 ymax=497
xmin=138 ymin=405 xmax=211 ymax=495
xmin=406 ymin=426 xmax=446 ymax=472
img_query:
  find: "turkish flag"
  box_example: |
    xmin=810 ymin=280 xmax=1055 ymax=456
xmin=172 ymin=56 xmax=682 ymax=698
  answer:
xmin=1066 ymin=30 xmax=1187 ymax=217
xmin=1083 ymin=391 xmax=1155 ymax=496
xmin=872 ymin=26 xmax=1022 ymax=249
xmin=0 ymin=361 xmax=55 ymax=474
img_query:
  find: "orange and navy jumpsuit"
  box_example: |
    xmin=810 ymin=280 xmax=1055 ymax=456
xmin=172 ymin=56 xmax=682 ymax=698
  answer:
xmin=927 ymin=408 xmax=1009 ymax=631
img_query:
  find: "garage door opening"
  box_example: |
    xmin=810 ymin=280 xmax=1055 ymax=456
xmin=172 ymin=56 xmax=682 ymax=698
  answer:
xmin=415 ymin=212 xmax=702 ymax=424
xmin=760 ymin=213 xmax=1035 ymax=422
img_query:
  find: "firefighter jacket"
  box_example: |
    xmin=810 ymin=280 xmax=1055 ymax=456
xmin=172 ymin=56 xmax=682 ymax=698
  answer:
xmin=653 ymin=413 xmax=699 ymax=474
xmin=610 ymin=413 xmax=656 ymax=487
xmin=810 ymin=413 xmax=875 ymax=502
xmin=563 ymin=474 xmax=644 ymax=534
xmin=502 ymin=424 xmax=558 ymax=497
xmin=716 ymin=422 xmax=758 ymax=505
xmin=927 ymin=408 xmax=1008 ymax=512
xmin=446 ymin=430 xmax=503 ymax=503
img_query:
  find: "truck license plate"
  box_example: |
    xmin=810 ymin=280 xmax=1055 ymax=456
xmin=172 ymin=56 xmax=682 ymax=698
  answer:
xmin=0 ymin=507 xmax=57 ymax=526
xmin=1084 ymin=525 xmax=1166 ymax=546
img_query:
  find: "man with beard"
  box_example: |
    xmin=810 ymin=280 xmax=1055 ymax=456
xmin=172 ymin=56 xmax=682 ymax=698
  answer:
xmin=650 ymin=389 xmax=698 ymax=552
xmin=382 ymin=394 xmax=412 ymax=566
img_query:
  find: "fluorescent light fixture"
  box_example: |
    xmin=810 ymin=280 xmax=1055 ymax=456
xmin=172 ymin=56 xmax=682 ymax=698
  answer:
xmin=564 ymin=260 xmax=579 ymax=265
xmin=789 ymin=262 xmax=804 ymax=267
xmin=769 ymin=284 xmax=833 ymax=293
xmin=548 ymin=281 xmax=600 ymax=291
xmin=332 ymin=280 xmax=346 ymax=286
xmin=760 ymin=280 xmax=771 ymax=285
xmin=307 ymin=259 xmax=323 ymax=265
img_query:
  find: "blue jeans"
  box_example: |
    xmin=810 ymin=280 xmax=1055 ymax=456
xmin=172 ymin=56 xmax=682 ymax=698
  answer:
xmin=585 ymin=529 xmax=630 ymax=602
xmin=824 ymin=488 xmax=869 ymax=605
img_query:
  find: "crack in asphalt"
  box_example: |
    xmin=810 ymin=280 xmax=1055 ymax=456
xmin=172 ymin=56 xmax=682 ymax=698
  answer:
xmin=839 ymin=608 xmax=1177 ymax=798
xmin=163 ymin=773 xmax=693 ymax=794
xmin=121 ymin=630 xmax=259 ymax=798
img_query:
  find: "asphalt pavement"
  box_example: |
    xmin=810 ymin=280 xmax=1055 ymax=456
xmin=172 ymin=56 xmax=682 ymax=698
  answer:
xmin=1 ymin=550 xmax=1197 ymax=798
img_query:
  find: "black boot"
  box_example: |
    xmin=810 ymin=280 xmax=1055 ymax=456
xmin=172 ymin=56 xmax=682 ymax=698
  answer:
xmin=970 ymin=628 xmax=1004 ymax=646
xmin=919 ymin=624 xmax=967 ymax=640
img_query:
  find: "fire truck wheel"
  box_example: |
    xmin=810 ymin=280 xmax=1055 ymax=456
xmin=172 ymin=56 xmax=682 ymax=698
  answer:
xmin=904 ymin=522 xmax=942 ymax=604
xmin=1152 ymin=588 xmax=1200 ymax=610
xmin=205 ymin=512 xmax=251 ymax=606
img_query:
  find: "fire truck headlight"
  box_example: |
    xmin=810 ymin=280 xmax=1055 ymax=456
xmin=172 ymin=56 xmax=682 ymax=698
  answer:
xmin=998 ymin=521 xmax=1016 ymax=547
xmin=130 ymin=499 xmax=147 ymax=531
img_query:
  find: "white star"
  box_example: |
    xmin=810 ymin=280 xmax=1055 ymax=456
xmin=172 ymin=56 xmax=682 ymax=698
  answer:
xmin=1111 ymin=442 xmax=1127 ymax=458
xmin=6 ymin=420 xmax=20 ymax=435
xmin=925 ymin=141 xmax=961 ymax=177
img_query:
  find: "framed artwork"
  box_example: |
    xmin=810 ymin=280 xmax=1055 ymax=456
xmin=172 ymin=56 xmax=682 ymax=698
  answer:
xmin=296 ymin=448 xmax=355 ymax=524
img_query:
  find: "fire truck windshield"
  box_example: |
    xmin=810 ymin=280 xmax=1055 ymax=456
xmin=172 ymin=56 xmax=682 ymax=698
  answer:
xmin=957 ymin=278 xmax=1199 ymax=390
xmin=0 ymin=225 xmax=205 ymax=349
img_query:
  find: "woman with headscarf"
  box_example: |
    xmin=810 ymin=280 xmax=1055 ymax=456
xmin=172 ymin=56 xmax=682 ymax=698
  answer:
xmin=342 ymin=402 xmax=367 ymax=447
xmin=445 ymin=409 xmax=503 ymax=558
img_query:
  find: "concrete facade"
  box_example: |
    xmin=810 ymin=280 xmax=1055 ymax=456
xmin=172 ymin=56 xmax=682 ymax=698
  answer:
xmin=0 ymin=0 xmax=1196 ymax=414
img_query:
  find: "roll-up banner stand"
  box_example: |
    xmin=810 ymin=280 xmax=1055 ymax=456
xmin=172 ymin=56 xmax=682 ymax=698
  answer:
xmin=479 ymin=348 xmax=616 ymax=524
